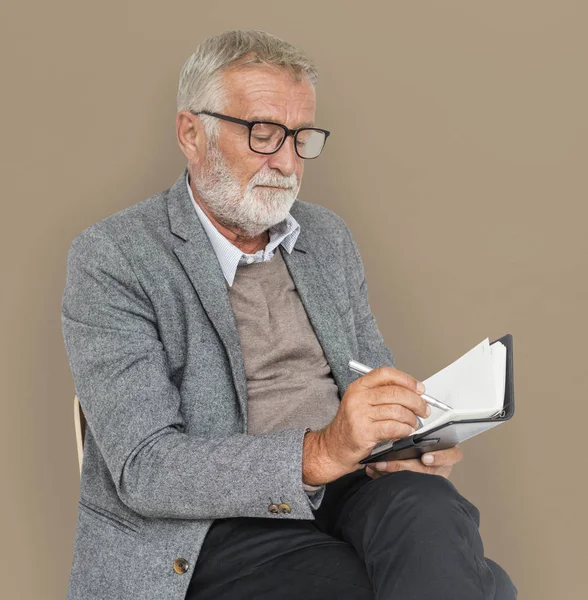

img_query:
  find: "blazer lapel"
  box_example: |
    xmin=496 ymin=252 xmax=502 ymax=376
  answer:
xmin=281 ymin=239 xmax=353 ymax=398
xmin=166 ymin=168 xmax=249 ymax=429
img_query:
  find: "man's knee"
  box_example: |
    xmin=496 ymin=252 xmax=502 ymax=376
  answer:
xmin=485 ymin=557 xmax=518 ymax=599
xmin=370 ymin=470 xmax=480 ymax=526
xmin=373 ymin=468 xmax=460 ymax=499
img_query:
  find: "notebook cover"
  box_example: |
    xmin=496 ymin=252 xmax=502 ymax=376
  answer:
xmin=359 ymin=334 xmax=514 ymax=464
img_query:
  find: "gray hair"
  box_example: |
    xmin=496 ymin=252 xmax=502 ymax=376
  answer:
xmin=177 ymin=30 xmax=318 ymax=139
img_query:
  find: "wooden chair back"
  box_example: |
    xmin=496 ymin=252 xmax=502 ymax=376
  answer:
xmin=74 ymin=395 xmax=86 ymax=475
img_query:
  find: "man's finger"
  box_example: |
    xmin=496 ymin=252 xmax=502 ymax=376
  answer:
xmin=367 ymin=461 xmax=453 ymax=479
xmin=373 ymin=458 xmax=430 ymax=473
xmin=356 ymin=365 xmax=425 ymax=395
xmin=370 ymin=385 xmax=429 ymax=419
xmin=420 ymin=445 xmax=463 ymax=466
xmin=370 ymin=403 xmax=421 ymax=430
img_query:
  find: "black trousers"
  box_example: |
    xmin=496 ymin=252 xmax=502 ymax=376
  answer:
xmin=186 ymin=469 xmax=518 ymax=599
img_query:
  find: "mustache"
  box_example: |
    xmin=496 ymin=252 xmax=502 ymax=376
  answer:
xmin=249 ymin=174 xmax=298 ymax=190
xmin=256 ymin=184 xmax=292 ymax=189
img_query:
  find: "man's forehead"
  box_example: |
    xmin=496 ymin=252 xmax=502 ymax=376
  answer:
xmin=222 ymin=66 xmax=316 ymax=127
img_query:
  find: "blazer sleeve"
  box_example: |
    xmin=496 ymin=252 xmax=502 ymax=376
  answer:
xmin=61 ymin=225 xmax=323 ymax=521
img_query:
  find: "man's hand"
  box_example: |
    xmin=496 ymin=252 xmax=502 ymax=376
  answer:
xmin=364 ymin=445 xmax=463 ymax=480
xmin=302 ymin=366 xmax=430 ymax=485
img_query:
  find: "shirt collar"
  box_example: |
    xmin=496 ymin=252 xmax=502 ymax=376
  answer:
xmin=185 ymin=172 xmax=301 ymax=286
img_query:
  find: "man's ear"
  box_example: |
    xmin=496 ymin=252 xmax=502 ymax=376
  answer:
xmin=176 ymin=111 xmax=207 ymax=165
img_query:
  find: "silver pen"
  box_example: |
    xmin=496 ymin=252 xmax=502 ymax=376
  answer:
xmin=348 ymin=360 xmax=453 ymax=412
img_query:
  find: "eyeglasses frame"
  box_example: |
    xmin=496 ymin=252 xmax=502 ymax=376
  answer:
xmin=189 ymin=110 xmax=331 ymax=159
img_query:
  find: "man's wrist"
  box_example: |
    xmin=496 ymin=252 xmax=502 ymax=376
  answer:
xmin=302 ymin=428 xmax=340 ymax=486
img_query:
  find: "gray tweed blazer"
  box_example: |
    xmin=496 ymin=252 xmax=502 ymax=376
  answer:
xmin=61 ymin=166 xmax=395 ymax=600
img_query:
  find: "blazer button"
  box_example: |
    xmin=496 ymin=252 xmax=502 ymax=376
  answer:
xmin=173 ymin=558 xmax=189 ymax=574
xmin=268 ymin=503 xmax=280 ymax=514
xmin=278 ymin=503 xmax=291 ymax=514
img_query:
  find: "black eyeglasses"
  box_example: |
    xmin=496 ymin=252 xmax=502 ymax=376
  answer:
xmin=190 ymin=110 xmax=330 ymax=159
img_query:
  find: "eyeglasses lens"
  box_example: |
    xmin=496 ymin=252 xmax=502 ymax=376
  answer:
xmin=250 ymin=123 xmax=285 ymax=153
xmin=295 ymin=129 xmax=326 ymax=159
xmin=250 ymin=124 xmax=326 ymax=158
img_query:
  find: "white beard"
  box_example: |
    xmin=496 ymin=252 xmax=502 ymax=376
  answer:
xmin=192 ymin=140 xmax=300 ymax=239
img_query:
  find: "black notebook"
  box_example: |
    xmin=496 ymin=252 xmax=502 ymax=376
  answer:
xmin=359 ymin=334 xmax=515 ymax=464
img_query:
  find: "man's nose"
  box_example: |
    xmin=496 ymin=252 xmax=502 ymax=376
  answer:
xmin=267 ymin=134 xmax=300 ymax=177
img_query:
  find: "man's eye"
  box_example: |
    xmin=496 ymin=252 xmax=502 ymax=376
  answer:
xmin=253 ymin=136 xmax=272 ymax=142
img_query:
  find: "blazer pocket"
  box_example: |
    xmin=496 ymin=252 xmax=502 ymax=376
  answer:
xmin=79 ymin=498 xmax=142 ymax=537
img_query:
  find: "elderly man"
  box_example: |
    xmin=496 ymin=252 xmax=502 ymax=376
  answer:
xmin=62 ymin=30 xmax=517 ymax=600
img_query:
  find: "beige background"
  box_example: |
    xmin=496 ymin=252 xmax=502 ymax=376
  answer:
xmin=1 ymin=1 xmax=586 ymax=598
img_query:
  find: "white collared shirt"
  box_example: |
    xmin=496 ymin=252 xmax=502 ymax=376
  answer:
xmin=185 ymin=172 xmax=301 ymax=287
